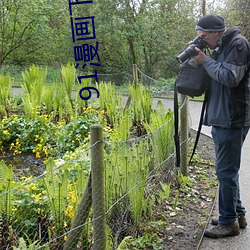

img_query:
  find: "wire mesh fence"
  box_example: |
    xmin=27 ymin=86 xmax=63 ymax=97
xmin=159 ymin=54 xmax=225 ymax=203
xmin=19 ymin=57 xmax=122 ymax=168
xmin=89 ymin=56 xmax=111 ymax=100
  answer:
xmin=0 ymin=116 xmax=190 ymax=249
xmin=0 ymin=64 xmax=191 ymax=249
xmin=1 ymin=64 xmax=174 ymax=97
xmin=138 ymin=68 xmax=175 ymax=96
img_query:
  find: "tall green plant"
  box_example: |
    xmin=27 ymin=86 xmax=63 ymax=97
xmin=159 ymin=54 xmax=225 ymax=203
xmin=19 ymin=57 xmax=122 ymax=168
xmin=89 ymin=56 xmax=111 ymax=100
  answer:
xmin=21 ymin=65 xmax=47 ymax=118
xmin=0 ymin=161 xmax=14 ymax=222
xmin=97 ymin=81 xmax=122 ymax=128
xmin=43 ymin=159 xmax=68 ymax=231
xmin=129 ymin=84 xmax=152 ymax=127
xmin=145 ymin=100 xmax=175 ymax=164
xmin=43 ymin=84 xmax=55 ymax=114
xmin=13 ymin=235 xmax=47 ymax=250
xmin=0 ymin=73 xmax=12 ymax=116
xmin=105 ymin=137 xmax=152 ymax=225
xmin=61 ymin=63 xmax=76 ymax=101
xmin=110 ymin=109 xmax=132 ymax=141
xmin=127 ymin=140 xmax=150 ymax=224
xmin=46 ymin=64 xmax=77 ymax=121
xmin=52 ymin=82 xmax=73 ymax=122
xmin=75 ymin=77 xmax=92 ymax=114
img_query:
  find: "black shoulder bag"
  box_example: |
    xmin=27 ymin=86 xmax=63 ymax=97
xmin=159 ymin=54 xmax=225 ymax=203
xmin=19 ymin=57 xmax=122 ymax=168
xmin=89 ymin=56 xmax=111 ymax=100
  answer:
xmin=174 ymin=58 xmax=210 ymax=168
xmin=175 ymin=58 xmax=208 ymax=97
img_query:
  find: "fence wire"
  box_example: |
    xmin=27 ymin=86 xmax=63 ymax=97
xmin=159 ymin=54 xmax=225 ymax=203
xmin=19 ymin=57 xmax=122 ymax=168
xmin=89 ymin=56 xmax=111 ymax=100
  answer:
xmin=0 ymin=118 xmax=181 ymax=249
xmin=138 ymin=67 xmax=175 ymax=96
xmin=0 ymin=66 xmax=192 ymax=249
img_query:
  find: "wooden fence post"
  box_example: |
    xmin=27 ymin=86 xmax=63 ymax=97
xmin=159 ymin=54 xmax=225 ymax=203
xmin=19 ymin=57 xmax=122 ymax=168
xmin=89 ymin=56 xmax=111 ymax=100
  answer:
xmin=91 ymin=124 xmax=106 ymax=250
xmin=125 ymin=64 xmax=138 ymax=109
xmin=133 ymin=64 xmax=138 ymax=86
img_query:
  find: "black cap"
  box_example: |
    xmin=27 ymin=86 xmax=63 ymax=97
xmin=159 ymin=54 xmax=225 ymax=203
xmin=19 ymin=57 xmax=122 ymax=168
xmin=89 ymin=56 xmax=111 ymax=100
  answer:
xmin=195 ymin=15 xmax=225 ymax=32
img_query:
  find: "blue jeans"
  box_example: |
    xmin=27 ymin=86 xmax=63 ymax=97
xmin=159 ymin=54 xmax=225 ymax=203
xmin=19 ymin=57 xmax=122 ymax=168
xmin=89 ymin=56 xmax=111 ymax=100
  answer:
xmin=211 ymin=126 xmax=249 ymax=225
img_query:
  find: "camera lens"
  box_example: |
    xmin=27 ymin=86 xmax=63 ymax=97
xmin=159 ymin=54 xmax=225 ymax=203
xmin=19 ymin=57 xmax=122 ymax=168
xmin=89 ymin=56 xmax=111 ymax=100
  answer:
xmin=176 ymin=44 xmax=198 ymax=63
xmin=176 ymin=37 xmax=208 ymax=63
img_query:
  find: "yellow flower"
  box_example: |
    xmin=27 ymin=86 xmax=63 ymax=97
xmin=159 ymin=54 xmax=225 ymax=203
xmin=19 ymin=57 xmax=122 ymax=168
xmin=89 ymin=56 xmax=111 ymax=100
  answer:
xmin=42 ymin=147 xmax=49 ymax=157
xmin=12 ymin=207 xmax=17 ymax=212
xmin=21 ymin=176 xmax=32 ymax=181
xmin=36 ymin=152 xmax=41 ymax=158
xmin=32 ymin=193 xmax=42 ymax=201
xmin=26 ymin=183 xmax=37 ymax=191
xmin=14 ymin=149 xmax=20 ymax=155
xmin=100 ymin=110 xmax=106 ymax=115
xmin=3 ymin=130 xmax=10 ymax=135
xmin=65 ymin=205 xmax=74 ymax=218
xmin=71 ymin=195 xmax=76 ymax=204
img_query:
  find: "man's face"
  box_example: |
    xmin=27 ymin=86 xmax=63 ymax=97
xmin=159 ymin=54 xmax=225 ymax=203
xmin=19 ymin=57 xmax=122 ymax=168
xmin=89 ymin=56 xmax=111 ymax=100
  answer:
xmin=196 ymin=30 xmax=221 ymax=49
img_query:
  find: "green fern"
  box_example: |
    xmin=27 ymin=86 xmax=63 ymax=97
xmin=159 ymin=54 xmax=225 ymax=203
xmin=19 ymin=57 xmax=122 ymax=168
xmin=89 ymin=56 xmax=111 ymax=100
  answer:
xmin=0 ymin=73 xmax=12 ymax=115
xmin=144 ymin=100 xmax=174 ymax=163
xmin=97 ymin=82 xmax=122 ymax=128
xmin=129 ymin=84 xmax=152 ymax=125
xmin=43 ymin=84 xmax=55 ymax=113
xmin=0 ymin=160 xmax=14 ymax=222
xmin=61 ymin=63 xmax=76 ymax=100
xmin=21 ymin=65 xmax=47 ymax=117
xmin=43 ymin=159 xmax=68 ymax=228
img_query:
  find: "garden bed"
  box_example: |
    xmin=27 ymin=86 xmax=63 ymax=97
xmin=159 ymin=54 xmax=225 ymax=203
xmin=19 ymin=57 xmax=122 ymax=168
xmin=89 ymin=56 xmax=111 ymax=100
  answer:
xmin=0 ymin=68 xmax=217 ymax=249
xmin=0 ymin=152 xmax=45 ymax=180
xmin=104 ymin=130 xmax=217 ymax=250
xmin=0 ymin=129 xmax=217 ymax=250
xmin=161 ymin=131 xmax=217 ymax=250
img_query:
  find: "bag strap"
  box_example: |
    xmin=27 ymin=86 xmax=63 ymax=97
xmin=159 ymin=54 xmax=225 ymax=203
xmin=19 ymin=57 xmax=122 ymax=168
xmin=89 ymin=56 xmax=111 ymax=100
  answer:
xmin=174 ymin=80 xmax=180 ymax=168
xmin=188 ymin=91 xmax=208 ymax=164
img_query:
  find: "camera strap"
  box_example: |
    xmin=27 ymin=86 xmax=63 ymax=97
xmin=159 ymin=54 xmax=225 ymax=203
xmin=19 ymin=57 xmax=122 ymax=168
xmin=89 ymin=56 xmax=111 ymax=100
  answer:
xmin=189 ymin=91 xmax=208 ymax=164
xmin=174 ymin=82 xmax=181 ymax=168
xmin=174 ymin=85 xmax=208 ymax=168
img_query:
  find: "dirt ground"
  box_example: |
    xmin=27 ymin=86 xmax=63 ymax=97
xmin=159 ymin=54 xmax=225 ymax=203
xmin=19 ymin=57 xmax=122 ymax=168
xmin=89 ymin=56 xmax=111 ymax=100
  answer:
xmin=159 ymin=130 xmax=217 ymax=250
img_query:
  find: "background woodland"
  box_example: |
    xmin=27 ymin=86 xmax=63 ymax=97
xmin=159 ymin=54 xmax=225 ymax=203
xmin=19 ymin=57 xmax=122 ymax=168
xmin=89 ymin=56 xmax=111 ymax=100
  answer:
xmin=1 ymin=0 xmax=250 ymax=82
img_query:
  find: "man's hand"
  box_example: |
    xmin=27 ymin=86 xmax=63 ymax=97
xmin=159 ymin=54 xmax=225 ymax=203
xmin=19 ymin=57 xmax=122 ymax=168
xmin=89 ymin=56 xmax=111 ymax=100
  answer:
xmin=192 ymin=47 xmax=207 ymax=64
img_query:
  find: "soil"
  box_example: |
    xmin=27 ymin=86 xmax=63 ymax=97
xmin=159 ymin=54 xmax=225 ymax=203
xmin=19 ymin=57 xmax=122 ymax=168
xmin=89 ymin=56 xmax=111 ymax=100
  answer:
xmin=158 ymin=130 xmax=217 ymax=250
xmin=0 ymin=152 xmax=45 ymax=180
xmin=114 ymin=129 xmax=217 ymax=250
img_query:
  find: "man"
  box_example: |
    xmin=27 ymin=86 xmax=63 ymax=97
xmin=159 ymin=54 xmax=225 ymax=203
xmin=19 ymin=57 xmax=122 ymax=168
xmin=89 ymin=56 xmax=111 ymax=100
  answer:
xmin=192 ymin=15 xmax=250 ymax=238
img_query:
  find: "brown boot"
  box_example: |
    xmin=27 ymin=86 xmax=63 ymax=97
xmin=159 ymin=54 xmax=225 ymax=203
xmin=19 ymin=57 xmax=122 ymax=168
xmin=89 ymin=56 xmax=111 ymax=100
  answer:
xmin=204 ymin=222 xmax=240 ymax=238
xmin=238 ymin=215 xmax=247 ymax=228
xmin=211 ymin=214 xmax=247 ymax=229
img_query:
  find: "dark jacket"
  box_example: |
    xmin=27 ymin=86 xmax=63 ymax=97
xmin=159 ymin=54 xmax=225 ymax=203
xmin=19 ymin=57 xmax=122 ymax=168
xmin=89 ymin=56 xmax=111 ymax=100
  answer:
xmin=203 ymin=26 xmax=250 ymax=128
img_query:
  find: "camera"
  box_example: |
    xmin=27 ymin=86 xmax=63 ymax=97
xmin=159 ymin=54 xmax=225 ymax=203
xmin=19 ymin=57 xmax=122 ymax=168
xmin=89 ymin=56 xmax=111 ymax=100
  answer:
xmin=176 ymin=36 xmax=208 ymax=64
